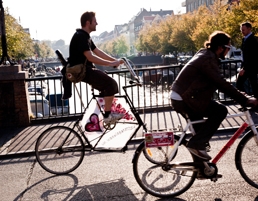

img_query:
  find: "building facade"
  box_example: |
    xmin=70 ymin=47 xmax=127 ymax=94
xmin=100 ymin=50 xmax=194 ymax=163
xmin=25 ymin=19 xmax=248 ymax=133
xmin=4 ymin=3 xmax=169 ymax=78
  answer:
xmin=182 ymin=0 xmax=239 ymax=13
xmin=94 ymin=8 xmax=174 ymax=55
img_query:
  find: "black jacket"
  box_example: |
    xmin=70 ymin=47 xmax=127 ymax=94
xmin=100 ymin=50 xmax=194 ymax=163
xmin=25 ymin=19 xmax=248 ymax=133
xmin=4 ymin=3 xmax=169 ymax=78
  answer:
xmin=241 ymin=34 xmax=258 ymax=73
xmin=171 ymin=48 xmax=248 ymax=113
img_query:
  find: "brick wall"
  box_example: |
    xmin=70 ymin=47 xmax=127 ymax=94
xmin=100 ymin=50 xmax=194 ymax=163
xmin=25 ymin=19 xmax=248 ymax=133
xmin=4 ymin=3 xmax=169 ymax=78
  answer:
xmin=0 ymin=65 xmax=31 ymax=127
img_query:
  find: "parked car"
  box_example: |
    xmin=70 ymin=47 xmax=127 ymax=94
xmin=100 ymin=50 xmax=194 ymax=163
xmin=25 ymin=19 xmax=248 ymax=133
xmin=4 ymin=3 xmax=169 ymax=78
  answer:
xmin=226 ymin=46 xmax=243 ymax=61
xmin=28 ymin=85 xmax=47 ymax=97
xmin=29 ymin=95 xmax=51 ymax=117
xmin=224 ymin=47 xmax=243 ymax=70
xmin=46 ymin=94 xmax=69 ymax=115
xmin=159 ymin=69 xmax=174 ymax=87
xmin=177 ymin=55 xmax=192 ymax=65
xmin=142 ymin=70 xmax=162 ymax=85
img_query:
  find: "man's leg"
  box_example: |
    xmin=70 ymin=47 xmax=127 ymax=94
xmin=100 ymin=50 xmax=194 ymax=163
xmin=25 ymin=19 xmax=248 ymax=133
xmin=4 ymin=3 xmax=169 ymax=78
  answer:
xmin=187 ymin=101 xmax=228 ymax=150
xmin=236 ymin=72 xmax=248 ymax=93
xmin=104 ymin=96 xmax=114 ymax=115
xmin=248 ymin=73 xmax=258 ymax=98
xmin=83 ymin=69 xmax=124 ymax=123
xmin=171 ymin=99 xmax=213 ymax=160
xmin=171 ymin=99 xmax=204 ymax=133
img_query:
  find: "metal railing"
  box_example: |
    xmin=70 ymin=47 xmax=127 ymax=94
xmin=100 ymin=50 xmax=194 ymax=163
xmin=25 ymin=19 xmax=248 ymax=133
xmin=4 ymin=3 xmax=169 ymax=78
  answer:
xmin=26 ymin=59 xmax=244 ymax=121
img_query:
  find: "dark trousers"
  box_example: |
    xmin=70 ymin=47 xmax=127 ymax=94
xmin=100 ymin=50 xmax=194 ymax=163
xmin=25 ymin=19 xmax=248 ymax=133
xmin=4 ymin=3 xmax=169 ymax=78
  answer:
xmin=82 ymin=68 xmax=118 ymax=97
xmin=236 ymin=71 xmax=258 ymax=98
xmin=171 ymin=99 xmax=228 ymax=150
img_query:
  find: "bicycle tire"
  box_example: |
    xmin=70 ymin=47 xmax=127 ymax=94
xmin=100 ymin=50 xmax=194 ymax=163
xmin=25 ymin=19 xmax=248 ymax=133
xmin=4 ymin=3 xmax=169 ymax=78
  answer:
xmin=133 ymin=141 xmax=196 ymax=198
xmin=35 ymin=126 xmax=85 ymax=175
xmin=235 ymin=130 xmax=258 ymax=188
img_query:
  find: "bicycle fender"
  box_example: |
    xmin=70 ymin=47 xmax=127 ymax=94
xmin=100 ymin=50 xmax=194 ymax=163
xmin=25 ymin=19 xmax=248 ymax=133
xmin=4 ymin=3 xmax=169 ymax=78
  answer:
xmin=235 ymin=128 xmax=256 ymax=170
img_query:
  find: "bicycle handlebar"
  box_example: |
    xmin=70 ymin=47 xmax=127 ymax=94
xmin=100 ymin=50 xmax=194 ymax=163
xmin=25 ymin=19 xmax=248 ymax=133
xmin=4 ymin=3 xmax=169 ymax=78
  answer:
xmin=121 ymin=57 xmax=142 ymax=87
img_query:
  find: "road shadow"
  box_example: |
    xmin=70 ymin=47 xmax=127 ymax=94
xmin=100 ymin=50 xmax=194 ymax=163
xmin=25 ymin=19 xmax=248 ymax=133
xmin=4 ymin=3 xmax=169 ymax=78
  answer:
xmin=13 ymin=174 xmax=140 ymax=201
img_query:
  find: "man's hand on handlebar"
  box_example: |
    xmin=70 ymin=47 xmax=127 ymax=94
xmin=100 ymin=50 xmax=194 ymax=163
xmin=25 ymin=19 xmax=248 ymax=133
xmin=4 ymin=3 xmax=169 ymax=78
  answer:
xmin=112 ymin=59 xmax=124 ymax=68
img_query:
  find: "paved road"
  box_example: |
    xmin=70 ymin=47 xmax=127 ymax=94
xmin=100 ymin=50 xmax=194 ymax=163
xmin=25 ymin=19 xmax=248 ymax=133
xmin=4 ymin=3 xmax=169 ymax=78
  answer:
xmin=1 ymin=130 xmax=258 ymax=201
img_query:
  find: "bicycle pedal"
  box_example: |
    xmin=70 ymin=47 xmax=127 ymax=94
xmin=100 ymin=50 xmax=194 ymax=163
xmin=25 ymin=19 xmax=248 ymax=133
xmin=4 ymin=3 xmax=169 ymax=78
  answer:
xmin=210 ymin=174 xmax=223 ymax=182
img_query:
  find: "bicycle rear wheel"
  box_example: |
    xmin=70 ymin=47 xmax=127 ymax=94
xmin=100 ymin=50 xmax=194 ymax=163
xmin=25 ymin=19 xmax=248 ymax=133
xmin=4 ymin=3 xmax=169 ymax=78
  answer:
xmin=35 ymin=126 xmax=85 ymax=175
xmin=133 ymin=141 xmax=196 ymax=198
xmin=235 ymin=130 xmax=258 ymax=188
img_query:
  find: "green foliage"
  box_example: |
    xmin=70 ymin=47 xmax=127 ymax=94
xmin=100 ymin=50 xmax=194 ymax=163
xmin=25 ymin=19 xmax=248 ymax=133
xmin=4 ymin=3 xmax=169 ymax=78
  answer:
xmin=227 ymin=0 xmax=258 ymax=47
xmin=2 ymin=8 xmax=55 ymax=61
xmin=34 ymin=41 xmax=54 ymax=59
xmin=98 ymin=35 xmax=129 ymax=57
xmin=3 ymin=11 xmax=34 ymax=60
xmin=135 ymin=0 xmax=258 ymax=54
xmin=115 ymin=36 xmax=129 ymax=56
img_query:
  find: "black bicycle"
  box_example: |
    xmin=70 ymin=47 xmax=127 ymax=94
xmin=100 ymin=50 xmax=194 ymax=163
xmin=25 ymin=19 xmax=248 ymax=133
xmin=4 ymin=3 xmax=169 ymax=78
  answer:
xmin=35 ymin=51 xmax=173 ymax=174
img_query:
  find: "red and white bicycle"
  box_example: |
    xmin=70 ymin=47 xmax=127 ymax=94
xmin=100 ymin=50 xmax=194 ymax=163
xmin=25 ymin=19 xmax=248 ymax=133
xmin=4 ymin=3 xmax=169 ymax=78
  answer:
xmin=133 ymin=106 xmax=258 ymax=198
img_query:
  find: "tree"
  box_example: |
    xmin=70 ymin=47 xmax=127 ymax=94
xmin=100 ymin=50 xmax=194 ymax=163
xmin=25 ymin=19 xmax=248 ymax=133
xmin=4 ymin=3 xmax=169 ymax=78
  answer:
xmin=2 ymin=8 xmax=56 ymax=61
xmin=169 ymin=14 xmax=197 ymax=54
xmin=190 ymin=2 xmax=228 ymax=50
xmin=97 ymin=36 xmax=129 ymax=57
xmin=225 ymin=0 xmax=258 ymax=48
xmin=135 ymin=30 xmax=149 ymax=54
xmin=115 ymin=35 xmax=129 ymax=57
xmin=157 ymin=17 xmax=177 ymax=54
xmin=134 ymin=0 xmax=258 ymax=55
xmin=3 ymin=9 xmax=34 ymax=60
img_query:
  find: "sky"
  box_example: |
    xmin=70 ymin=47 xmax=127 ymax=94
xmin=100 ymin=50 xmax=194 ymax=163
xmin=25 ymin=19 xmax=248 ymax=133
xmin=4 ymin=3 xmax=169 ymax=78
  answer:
xmin=4 ymin=0 xmax=186 ymax=45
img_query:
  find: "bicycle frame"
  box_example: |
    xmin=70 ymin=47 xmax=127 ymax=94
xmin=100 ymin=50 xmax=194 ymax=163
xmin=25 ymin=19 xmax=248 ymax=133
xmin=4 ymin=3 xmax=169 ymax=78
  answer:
xmin=70 ymin=57 xmax=147 ymax=152
xmin=168 ymin=108 xmax=258 ymax=164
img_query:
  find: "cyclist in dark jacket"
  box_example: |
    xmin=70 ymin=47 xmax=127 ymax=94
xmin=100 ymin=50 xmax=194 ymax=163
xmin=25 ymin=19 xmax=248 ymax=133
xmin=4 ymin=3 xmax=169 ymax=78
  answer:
xmin=171 ymin=31 xmax=258 ymax=160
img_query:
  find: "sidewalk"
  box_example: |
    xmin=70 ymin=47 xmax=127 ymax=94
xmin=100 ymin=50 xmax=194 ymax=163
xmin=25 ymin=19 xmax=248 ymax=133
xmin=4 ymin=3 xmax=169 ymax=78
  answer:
xmin=0 ymin=103 xmax=257 ymax=159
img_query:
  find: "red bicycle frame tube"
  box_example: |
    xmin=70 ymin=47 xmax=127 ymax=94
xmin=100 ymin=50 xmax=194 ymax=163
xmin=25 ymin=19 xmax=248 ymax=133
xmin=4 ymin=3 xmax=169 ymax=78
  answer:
xmin=212 ymin=122 xmax=249 ymax=164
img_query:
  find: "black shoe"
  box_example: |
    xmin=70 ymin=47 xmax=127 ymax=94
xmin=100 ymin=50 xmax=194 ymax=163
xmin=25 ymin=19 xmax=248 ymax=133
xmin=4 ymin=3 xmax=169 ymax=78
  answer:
xmin=187 ymin=147 xmax=211 ymax=161
xmin=197 ymin=172 xmax=222 ymax=180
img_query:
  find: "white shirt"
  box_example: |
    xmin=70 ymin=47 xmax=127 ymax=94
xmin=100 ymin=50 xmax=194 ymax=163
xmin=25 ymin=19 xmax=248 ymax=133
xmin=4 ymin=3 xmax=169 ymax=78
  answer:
xmin=170 ymin=90 xmax=183 ymax=101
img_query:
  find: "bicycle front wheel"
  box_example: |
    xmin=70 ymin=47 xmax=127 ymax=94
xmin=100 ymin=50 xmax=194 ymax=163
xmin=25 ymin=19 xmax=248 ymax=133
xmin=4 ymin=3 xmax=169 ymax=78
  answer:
xmin=35 ymin=126 xmax=85 ymax=175
xmin=133 ymin=141 xmax=196 ymax=198
xmin=235 ymin=130 xmax=258 ymax=188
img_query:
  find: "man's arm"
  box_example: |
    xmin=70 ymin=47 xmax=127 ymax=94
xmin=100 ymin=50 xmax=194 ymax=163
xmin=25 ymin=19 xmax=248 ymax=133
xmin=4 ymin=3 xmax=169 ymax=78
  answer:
xmin=93 ymin=47 xmax=117 ymax=61
xmin=83 ymin=48 xmax=122 ymax=67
